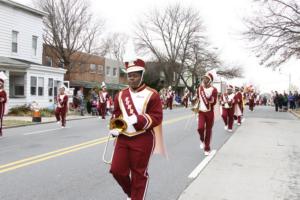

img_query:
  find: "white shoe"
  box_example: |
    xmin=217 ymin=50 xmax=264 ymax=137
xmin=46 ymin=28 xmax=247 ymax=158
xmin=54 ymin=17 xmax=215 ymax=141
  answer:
xmin=224 ymin=126 xmax=228 ymax=130
xmin=61 ymin=126 xmax=65 ymax=128
xmin=200 ymin=142 xmax=204 ymax=149
xmin=237 ymin=123 xmax=241 ymax=126
xmin=56 ymin=121 xmax=60 ymax=124
xmin=204 ymin=151 xmax=210 ymax=156
xmin=228 ymin=129 xmax=233 ymax=133
xmin=126 ymin=198 xmax=131 ymax=200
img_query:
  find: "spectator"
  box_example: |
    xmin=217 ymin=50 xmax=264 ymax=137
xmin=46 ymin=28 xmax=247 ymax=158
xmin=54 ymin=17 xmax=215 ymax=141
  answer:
xmin=288 ymin=91 xmax=296 ymax=110
xmin=273 ymin=91 xmax=280 ymax=112
xmin=76 ymin=87 xmax=85 ymax=116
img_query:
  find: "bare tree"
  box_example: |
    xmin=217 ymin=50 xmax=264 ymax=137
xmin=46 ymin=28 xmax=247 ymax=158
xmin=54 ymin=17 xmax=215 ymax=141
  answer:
xmin=244 ymin=0 xmax=300 ymax=68
xmin=135 ymin=3 xmax=207 ymax=88
xmin=35 ymin=0 xmax=105 ymax=78
xmin=104 ymin=33 xmax=128 ymax=63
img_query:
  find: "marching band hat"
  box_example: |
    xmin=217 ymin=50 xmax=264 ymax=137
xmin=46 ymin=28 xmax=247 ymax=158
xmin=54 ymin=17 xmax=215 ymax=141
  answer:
xmin=203 ymin=72 xmax=214 ymax=82
xmin=227 ymin=85 xmax=233 ymax=90
xmin=125 ymin=59 xmax=145 ymax=74
xmin=101 ymin=82 xmax=106 ymax=88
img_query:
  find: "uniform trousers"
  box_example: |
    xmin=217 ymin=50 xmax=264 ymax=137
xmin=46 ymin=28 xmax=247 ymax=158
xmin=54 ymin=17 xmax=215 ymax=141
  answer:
xmin=166 ymin=98 xmax=173 ymax=110
xmin=98 ymin=102 xmax=106 ymax=119
xmin=0 ymin=103 xmax=5 ymax=136
xmin=110 ymin=132 xmax=154 ymax=200
xmin=197 ymin=111 xmax=214 ymax=152
xmin=55 ymin=107 xmax=67 ymax=127
xmin=222 ymin=108 xmax=235 ymax=130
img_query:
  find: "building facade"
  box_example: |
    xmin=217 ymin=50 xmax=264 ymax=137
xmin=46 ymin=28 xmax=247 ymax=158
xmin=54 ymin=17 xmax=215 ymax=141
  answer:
xmin=0 ymin=0 xmax=66 ymax=109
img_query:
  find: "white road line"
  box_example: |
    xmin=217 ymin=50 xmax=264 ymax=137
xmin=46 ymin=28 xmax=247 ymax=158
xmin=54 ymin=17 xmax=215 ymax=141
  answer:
xmin=23 ymin=127 xmax=70 ymax=136
xmin=188 ymin=150 xmax=217 ymax=179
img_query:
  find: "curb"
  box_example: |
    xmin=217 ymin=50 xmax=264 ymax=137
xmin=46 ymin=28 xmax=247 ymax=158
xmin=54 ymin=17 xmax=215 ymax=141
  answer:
xmin=289 ymin=110 xmax=300 ymax=119
xmin=3 ymin=116 xmax=97 ymax=129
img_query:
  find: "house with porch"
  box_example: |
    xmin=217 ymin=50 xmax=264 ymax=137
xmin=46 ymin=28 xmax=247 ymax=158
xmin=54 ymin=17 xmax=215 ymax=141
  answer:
xmin=0 ymin=0 xmax=66 ymax=109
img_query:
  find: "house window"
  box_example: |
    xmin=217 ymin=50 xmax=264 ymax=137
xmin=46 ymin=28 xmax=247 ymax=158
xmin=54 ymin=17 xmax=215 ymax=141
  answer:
xmin=90 ymin=64 xmax=96 ymax=73
xmin=32 ymin=36 xmax=38 ymax=56
xmin=48 ymin=78 xmax=53 ymax=96
xmin=13 ymin=75 xmax=25 ymax=96
xmin=38 ymin=77 xmax=44 ymax=96
xmin=30 ymin=76 xmax=37 ymax=95
xmin=45 ymin=56 xmax=52 ymax=67
xmin=97 ymin=65 xmax=103 ymax=74
xmin=54 ymin=80 xmax=61 ymax=97
xmin=113 ymin=68 xmax=117 ymax=76
xmin=12 ymin=31 xmax=18 ymax=53
xmin=106 ymin=66 xmax=110 ymax=76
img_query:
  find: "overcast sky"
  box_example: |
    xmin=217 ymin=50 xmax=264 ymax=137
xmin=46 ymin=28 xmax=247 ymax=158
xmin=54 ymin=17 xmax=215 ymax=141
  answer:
xmin=17 ymin=0 xmax=300 ymax=93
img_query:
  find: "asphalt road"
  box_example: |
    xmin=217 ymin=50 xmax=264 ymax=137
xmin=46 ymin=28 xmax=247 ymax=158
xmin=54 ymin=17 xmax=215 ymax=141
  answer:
xmin=0 ymin=106 xmax=247 ymax=200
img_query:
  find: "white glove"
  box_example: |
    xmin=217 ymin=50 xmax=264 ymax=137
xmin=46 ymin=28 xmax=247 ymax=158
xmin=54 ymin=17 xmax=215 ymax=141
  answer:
xmin=109 ymin=129 xmax=120 ymax=137
xmin=128 ymin=115 xmax=138 ymax=125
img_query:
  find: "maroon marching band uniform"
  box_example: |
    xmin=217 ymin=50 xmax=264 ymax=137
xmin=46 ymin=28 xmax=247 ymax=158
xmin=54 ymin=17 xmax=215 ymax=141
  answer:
xmin=220 ymin=92 xmax=235 ymax=130
xmin=234 ymin=90 xmax=243 ymax=125
xmin=196 ymin=85 xmax=218 ymax=152
xmin=110 ymin=83 xmax=163 ymax=200
xmin=0 ymin=88 xmax=7 ymax=136
xmin=55 ymin=93 xmax=68 ymax=127
xmin=98 ymin=90 xmax=109 ymax=119
xmin=166 ymin=89 xmax=174 ymax=110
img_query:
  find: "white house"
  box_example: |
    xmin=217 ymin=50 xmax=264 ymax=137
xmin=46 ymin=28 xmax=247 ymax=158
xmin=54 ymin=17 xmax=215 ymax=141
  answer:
xmin=0 ymin=0 xmax=66 ymax=109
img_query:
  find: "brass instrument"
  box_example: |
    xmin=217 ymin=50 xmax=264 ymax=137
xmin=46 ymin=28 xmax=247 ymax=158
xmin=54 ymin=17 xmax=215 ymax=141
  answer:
xmin=109 ymin=118 xmax=127 ymax=132
xmin=102 ymin=118 xmax=127 ymax=164
xmin=191 ymin=99 xmax=200 ymax=113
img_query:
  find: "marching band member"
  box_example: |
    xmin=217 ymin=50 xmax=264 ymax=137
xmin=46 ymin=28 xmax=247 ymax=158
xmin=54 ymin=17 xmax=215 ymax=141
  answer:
xmin=195 ymin=72 xmax=218 ymax=156
xmin=220 ymin=85 xmax=235 ymax=132
xmin=98 ymin=82 xmax=110 ymax=119
xmin=166 ymin=86 xmax=174 ymax=110
xmin=0 ymin=78 xmax=7 ymax=137
xmin=234 ymin=86 xmax=243 ymax=125
xmin=182 ymin=87 xmax=190 ymax=108
xmin=109 ymin=59 xmax=165 ymax=200
xmin=55 ymin=86 xmax=68 ymax=128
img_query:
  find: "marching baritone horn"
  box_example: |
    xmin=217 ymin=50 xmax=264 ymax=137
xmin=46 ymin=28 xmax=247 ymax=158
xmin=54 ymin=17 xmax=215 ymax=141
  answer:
xmin=102 ymin=118 xmax=128 ymax=164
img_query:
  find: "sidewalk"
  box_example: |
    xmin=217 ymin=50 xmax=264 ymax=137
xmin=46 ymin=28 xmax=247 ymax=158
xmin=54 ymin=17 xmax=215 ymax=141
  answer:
xmin=3 ymin=114 xmax=96 ymax=129
xmin=178 ymin=113 xmax=300 ymax=199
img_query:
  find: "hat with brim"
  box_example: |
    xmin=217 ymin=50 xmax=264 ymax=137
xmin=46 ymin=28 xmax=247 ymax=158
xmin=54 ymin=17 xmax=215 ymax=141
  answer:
xmin=125 ymin=59 xmax=145 ymax=73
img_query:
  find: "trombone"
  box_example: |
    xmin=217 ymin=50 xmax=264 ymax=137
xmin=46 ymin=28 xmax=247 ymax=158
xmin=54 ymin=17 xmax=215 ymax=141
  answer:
xmin=102 ymin=118 xmax=127 ymax=164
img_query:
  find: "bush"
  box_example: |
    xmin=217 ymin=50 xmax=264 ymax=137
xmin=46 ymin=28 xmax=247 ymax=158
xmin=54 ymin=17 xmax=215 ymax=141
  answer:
xmin=8 ymin=105 xmax=31 ymax=116
xmin=40 ymin=108 xmax=55 ymax=117
xmin=8 ymin=105 xmax=55 ymax=117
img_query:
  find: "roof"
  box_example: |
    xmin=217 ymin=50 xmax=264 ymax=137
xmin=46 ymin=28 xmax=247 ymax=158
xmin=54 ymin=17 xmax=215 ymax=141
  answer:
xmin=0 ymin=56 xmax=30 ymax=69
xmin=70 ymin=80 xmax=128 ymax=90
xmin=0 ymin=0 xmax=47 ymax=17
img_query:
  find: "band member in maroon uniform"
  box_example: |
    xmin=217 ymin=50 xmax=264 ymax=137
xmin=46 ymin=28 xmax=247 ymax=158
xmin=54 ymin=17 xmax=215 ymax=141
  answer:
xmin=220 ymin=85 xmax=235 ymax=132
xmin=248 ymin=89 xmax=256 ymax=111
xmin=98 ymin=82 xmax=109 ymax=119
xmin=195 ymin=72 xmax=218 ymax=156
xmin=109 ymin=59 xmax=164 ymax=200
xmin=166 ymin=86 xmax=174 ymax=110
xmin=55 ymin=86 xmax=68 ymax=128
xmin=234 ymin=86 xmax=243 ymax=125
xmin=182 ymin=87 xmax=190 ymax=108
xmin=0 ymin=79 xmax=7 ymax=136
